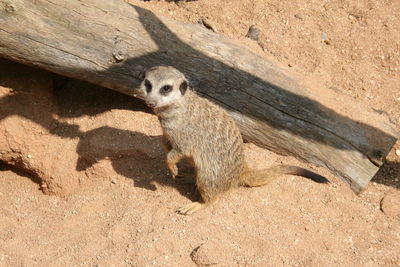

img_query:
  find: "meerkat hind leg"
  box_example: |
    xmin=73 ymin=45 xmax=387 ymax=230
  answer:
xmin=177 ymin=173 xmax=218 ymax=215
xmin=177 ymin=201 xmax=204 ymax=215
xmin=176 ymin=168 xmax=205 ymax=215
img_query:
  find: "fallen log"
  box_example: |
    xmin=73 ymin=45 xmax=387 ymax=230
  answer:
xmin=0 ymin=0 xmax=398 ymax=192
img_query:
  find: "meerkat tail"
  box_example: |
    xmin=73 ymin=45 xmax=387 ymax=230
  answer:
xmin=240 ymin=164 xmax=329 ymax=187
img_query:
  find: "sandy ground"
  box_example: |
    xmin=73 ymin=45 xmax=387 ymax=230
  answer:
xmin=1 ymin=0 xmax=400 ymax=266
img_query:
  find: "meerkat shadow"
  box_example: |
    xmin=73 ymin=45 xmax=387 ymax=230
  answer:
xmin=74 ymin=125 xmax=199 ymax=198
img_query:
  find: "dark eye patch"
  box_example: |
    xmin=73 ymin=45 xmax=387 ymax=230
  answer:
xmin=179 ymin=81 xmax=188 ymax=95
xmin=144 ymin=79 xmax=152 ymax=93
xmin=159 ymin=85 xmax=173 ymax=95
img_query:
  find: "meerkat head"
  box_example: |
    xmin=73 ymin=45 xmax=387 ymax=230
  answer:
xmin=134 ymin=66 xmax=188 ymax=109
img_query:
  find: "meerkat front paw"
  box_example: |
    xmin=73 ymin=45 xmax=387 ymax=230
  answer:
xmin=167 ymin=163 xmax=179 ymax=178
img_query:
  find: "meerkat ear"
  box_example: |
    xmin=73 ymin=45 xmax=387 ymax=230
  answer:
xmin=179 ymin=80 xmax=188 ymax=95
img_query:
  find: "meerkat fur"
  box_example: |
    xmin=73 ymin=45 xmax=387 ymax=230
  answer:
xmin=133 ymin=66 xmax=329 ymax=215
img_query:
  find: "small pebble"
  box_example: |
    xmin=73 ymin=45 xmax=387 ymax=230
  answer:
xmin=380 ymin=193 xmax=400 ymax=218
xmin=294 ymin=13 xmax=304 ymax=20
xmin=321 ymin=32 xmax=331 ymax=45
xmin=246 ymin=25 xmax=261 ymax=41
xmin=395 ymin=149 xmax=400 ymax=157
xmin=198 ymin=18 xmax=217 ymax=32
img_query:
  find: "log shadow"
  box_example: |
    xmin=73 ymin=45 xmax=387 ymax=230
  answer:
xmin=53 ymin=76 xmax=149 ymax=120
xmin=371 ymin=160 xmax=400 ymax=190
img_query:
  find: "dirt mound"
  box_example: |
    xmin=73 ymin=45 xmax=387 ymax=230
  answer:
xmin=0 ymin=59 xmax=79 ymax=195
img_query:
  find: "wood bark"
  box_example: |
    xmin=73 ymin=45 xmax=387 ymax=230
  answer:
xmin=0 ymin=0 xmax=398 ymax=192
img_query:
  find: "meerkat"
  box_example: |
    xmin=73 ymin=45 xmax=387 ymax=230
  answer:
xmin=133 ymin=66 xmax=329 ymax=215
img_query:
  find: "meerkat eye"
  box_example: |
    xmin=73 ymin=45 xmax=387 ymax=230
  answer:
xmin=144 ymin=79 xmax=152 ymax=93
xmin=160 ymin=85 xmax=173 ymax=95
